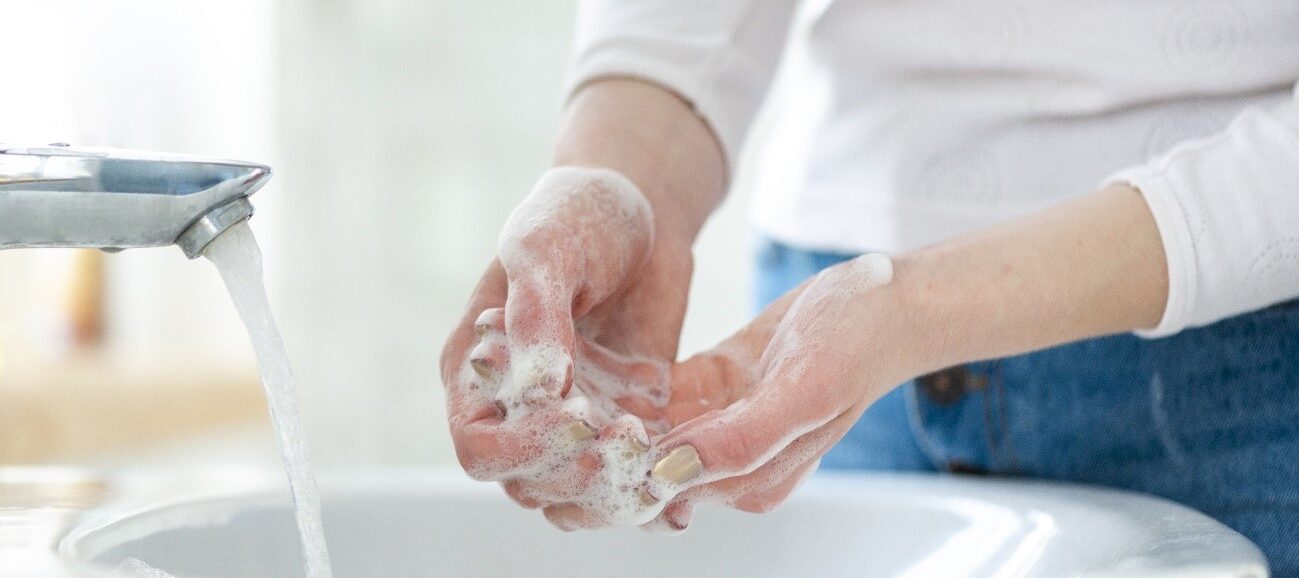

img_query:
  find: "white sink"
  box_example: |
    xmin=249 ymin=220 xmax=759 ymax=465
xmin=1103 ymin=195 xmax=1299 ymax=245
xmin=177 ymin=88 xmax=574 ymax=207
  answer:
xmin=61 ymin=470 xmax=1267 ymax=578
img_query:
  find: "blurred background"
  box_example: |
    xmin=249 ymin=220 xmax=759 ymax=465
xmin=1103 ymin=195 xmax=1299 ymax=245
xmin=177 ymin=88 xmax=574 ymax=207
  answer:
xmin=0 ymin=0 xmax=762 ymax=472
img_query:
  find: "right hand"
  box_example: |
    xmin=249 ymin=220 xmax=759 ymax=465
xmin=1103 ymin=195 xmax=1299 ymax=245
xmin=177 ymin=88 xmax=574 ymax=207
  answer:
xmin=439 ymin=166 xmax=696 ymax=528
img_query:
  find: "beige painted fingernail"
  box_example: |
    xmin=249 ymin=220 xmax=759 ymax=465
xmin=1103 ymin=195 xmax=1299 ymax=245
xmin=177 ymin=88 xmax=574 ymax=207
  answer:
xmin=565 ymin=420 xmax=597 ymax=443
xmin=622 ymin=438 xmax=649 ymax=460
xmin=470 ymin=358 xmax=493 ymax=378
xmin=638 ymin=486 xmax=658 ymax=506
xmin=651 ymin=445 xmax=702 ymax=485
xmin=475 ymin=323 xmax=490 ymax=338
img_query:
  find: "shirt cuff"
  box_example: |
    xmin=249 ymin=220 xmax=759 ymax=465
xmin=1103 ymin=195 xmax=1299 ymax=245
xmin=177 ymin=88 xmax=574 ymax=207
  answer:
xmin=1105 ymin=166 xmax=1196 ymax=339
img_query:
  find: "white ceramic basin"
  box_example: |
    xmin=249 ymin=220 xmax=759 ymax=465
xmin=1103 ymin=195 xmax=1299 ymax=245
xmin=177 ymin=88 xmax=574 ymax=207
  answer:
xmin=62 ymin=470 xmax=1267 ymax=578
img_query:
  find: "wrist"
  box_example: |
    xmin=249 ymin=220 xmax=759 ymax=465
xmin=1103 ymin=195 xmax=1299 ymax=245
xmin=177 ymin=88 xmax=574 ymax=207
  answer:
xmin=870 ymin=251 xmax=970 ymax=380
xmin=554 ymin=78 xmax=725 ymax=245
xmin=872 ymin=181 xmax=1169 ymax=379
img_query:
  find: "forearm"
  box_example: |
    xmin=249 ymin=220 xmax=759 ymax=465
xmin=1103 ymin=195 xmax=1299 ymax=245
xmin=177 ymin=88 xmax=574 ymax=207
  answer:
xmin=554 ymin=78 xmax=727 ymax=245
xmin=882 ymin=183 xmax=1169 ymax=377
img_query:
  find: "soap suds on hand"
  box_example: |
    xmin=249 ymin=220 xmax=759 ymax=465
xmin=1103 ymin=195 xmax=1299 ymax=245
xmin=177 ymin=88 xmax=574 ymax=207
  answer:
xmin=470 ymin=167 xmax=672 ymax=527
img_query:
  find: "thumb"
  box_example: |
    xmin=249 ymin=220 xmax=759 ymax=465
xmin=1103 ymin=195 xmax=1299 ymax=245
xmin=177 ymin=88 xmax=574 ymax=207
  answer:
xmin=494 ymin=167 xmax=654 ymax=413
xmin=649 ymin=389 xmax=837 ymax=502
xmin=498 ymin=266 xmax=578 ymax=411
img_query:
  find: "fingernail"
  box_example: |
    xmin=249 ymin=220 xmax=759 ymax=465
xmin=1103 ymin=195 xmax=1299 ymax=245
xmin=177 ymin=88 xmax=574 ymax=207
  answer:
xmin=638 ymin=485 xmax=658 ymax=506
xmin=470 ymin=358 xmax=493 ymax=378
xmin=468 ymin=341 xmax=493 ymax=376
xmin=651 ymin=445 xmax=702 ymax=485
xmin=474 ymin=309 xmax=504 ymax=335
xmin=565 ymin=420 xmax=597 ymax=443
xmin=622 ymin=438 xmax=649 ymax=460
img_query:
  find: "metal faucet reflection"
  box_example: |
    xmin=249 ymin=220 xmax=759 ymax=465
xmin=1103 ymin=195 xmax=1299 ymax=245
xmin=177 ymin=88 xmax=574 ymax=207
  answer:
xmin=0 ymin=144 xmax=270 ymax=258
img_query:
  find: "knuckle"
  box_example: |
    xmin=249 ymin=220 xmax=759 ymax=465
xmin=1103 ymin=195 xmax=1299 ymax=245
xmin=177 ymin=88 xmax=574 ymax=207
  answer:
xmin=711 ymin=424 xmax=766 ymax=474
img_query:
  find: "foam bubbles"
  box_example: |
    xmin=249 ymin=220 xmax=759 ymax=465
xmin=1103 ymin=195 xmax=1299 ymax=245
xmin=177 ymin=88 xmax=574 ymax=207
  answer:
xmin=116 ymin=558 xmax=176 ymax=578
xmin=476 ymin=167 xmax=672 ymax=526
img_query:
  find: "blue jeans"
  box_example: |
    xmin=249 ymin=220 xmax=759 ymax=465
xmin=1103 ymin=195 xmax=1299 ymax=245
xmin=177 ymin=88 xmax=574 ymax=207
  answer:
xmin=754 ymin=236 xmax=1299 ymax=577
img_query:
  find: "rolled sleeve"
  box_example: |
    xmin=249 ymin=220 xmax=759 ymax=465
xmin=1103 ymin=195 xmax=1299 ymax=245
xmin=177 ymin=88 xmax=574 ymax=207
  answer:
xmin=565 ymin=0 xmax=799 ymax=171
xmin=1107 ymin=82 xmax=1299 ymax=338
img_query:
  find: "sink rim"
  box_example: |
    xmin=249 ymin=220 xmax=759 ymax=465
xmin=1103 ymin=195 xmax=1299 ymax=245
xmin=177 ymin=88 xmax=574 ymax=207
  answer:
xmin=57 ymin=469 xmax=1269 ymax=578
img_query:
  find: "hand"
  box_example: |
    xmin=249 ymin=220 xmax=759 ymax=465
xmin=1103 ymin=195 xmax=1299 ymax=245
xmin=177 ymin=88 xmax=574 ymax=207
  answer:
xmin=640 ymin=254 xmax=903 ymax=530
xmin=439 ymin=166 xmax=697 ymax=528
xmin=642 ymin=182 xmax=1172 ymax=531
xmin=442 ymin=78 xmax=726 ymax=530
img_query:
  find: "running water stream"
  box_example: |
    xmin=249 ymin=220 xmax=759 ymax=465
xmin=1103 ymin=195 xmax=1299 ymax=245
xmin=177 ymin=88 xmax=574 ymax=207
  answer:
xmin=204 ymin=221 xmax=333 ymax=578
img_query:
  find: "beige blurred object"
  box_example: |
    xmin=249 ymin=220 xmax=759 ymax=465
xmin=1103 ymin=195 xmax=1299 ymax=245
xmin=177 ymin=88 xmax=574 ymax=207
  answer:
xmin=23 ymin=249 xmax=105 ymax=358
xmin=0 ymin=351 xmax=265 ymax=463
xmin=63 ymin=250 xmax=105 ymax=347
xmin=0 ymin=327 xmax=8 ymax=378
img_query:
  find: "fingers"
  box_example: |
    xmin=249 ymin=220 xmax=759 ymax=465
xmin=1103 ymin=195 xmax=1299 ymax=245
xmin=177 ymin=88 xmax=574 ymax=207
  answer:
xmin=533 ymin=421 xmax=656 ymax=532
xmin=474 ymin=307 xmax=506 ymax=335
xmin=442 ymin=262 xmax=516 ymax=475
xmin=731 ymin=457 xmax=820 ymax=514
xmin=502 ymin=480 xmax=541 ymax=509
xmin=468 ymin=309 xmax=510 ymax=384
xmin=640 ymin=497 xmax=695 ymax=534
xmin=651 ymin=276 xmax=819 ymax=428
xmin=451 ymin=405 xmax=574 ymax=480
xmin=575 ymin=337 xmax=670 ymax=422
xmin=499 ymin=270 xmax=578 ymax=407
xmin=494 ymin=168 xmax=655 ymax=411
xmin=651 ymin=254 xmax=896 ymax=494
xmin=543 ymin=503 xmax=598 ymax=532
xmin=662 ymin=351 xmax=753 ymax=428
xmin=649 ymin=417 xmax=844 ymax=528
xmin=649 ymin=391 xmax=835 ymax=498
xmin=719 ymin=413 xmax=849 ymax=515
xmin=440 ymin=261 xmax=509 ymax=389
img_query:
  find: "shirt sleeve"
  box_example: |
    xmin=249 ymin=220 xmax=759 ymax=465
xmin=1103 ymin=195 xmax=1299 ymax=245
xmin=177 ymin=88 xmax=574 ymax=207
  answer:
xmin=1107 ymin=81 xmax=1299 ymax=338
xmin=564 ymin=0 xmax=801 ymax=172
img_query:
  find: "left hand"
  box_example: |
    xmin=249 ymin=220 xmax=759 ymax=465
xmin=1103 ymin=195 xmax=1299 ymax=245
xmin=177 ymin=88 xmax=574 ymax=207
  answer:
xmin=643 ymin=181 xmax=1172 ymax=531
xmin=639 ymin=253 xmax=911 ymax=531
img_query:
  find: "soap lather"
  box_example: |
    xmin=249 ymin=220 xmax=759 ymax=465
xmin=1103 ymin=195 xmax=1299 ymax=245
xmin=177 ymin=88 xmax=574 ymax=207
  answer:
xmin=0 ymin=143 xmax=270 ymax=258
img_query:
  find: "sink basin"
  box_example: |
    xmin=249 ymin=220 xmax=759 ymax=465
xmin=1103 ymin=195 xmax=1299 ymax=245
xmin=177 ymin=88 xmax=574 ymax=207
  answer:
xmin=60 ymin=470 xmax=1267 ymax=578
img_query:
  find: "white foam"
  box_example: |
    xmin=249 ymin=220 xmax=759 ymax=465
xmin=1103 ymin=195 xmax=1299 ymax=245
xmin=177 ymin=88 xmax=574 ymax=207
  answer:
xmin=496 ymin=166 xmax=653 ymax=279
xmin=482 ymin=171 xmax=879 ymax=528
xmin=493 ymin=341 xmax=570 ymax=417
xmin=477 ymin=167 xmax=681 ymax=526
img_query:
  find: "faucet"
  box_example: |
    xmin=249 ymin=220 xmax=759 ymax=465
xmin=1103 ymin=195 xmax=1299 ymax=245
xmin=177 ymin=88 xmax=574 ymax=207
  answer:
xmin=0 ymin=144 xmax=270 ymax=258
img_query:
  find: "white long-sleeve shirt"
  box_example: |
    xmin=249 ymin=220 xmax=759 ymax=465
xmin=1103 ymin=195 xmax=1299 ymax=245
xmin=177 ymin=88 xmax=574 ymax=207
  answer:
xmin=565 ymin=0 xmax=1299 ymax=337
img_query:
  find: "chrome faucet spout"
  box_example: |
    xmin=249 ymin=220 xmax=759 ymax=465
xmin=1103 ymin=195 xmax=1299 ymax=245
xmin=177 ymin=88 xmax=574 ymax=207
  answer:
xmin=0 ymin=144 xmax=270 ymax=258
